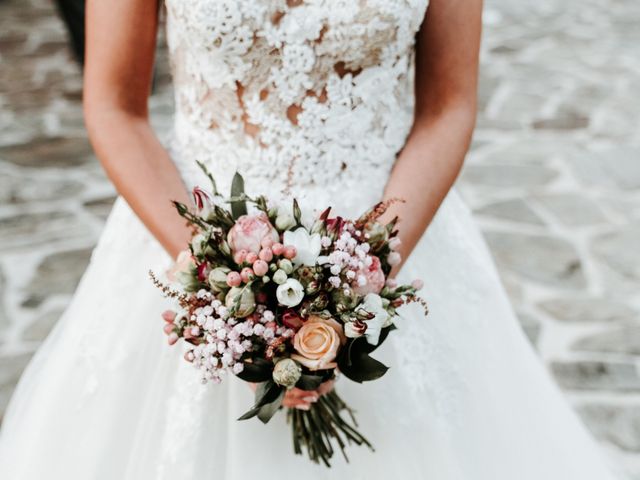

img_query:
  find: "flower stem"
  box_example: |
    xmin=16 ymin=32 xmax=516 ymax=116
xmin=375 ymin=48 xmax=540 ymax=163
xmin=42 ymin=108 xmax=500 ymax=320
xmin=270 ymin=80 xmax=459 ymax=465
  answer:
xmin=286 ymin=389 xmax=374 ymax=467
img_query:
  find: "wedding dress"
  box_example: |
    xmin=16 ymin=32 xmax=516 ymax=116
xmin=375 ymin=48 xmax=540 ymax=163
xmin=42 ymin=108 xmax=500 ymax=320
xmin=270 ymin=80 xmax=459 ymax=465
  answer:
xmin=0 ymin=1 xmax=623 ymax=479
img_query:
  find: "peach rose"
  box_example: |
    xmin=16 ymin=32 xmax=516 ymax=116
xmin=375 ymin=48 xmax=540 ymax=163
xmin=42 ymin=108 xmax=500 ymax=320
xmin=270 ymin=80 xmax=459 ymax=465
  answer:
xmin=353 ymin=255 xmax=385 ymax=295
xmin=291 ymin=316 xmax=346 ymax=371
xmin=227 ymin=213 xmax=279 ymax=255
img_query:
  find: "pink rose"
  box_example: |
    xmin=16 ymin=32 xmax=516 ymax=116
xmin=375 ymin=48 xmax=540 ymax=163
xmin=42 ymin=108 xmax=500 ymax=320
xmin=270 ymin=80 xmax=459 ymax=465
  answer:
xmin=353 ymin=255 xmax=385 ymax=295
xmin=227 ymin=213 xmax=279 ymax=255
xmin=291 ymin=316 xmax=346 ymax=371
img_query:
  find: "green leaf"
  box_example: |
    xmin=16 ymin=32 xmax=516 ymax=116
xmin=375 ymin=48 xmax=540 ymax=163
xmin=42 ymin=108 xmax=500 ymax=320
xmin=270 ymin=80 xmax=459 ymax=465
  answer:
xmin=338 ymin=337 xmax=389 ymax=383
xmin=257 ymin=389 xmax=285 ymax=424
xmin=236 ymin=358 xmax=273 ymax=383
xmin=196 ymin=160 xmax=218 ymax=195
xmin=292 ymin=198 xmax=302 ymax=226
xmin=237 ymin=380 xmax=284 ymax=421
xmin=230 ymin=172 xmax=248 ymax=219
xmin=295 ymin=373 xmax=324 ymax=391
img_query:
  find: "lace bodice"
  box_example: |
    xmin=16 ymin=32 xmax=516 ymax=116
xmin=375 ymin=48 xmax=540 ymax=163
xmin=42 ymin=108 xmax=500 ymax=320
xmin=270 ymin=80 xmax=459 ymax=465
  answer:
xmin=166 ymin=0 xmax=430 ymax=209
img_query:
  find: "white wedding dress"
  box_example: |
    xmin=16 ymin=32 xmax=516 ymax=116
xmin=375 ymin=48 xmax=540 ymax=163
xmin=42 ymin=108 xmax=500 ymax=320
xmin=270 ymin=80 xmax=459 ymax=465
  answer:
xmin=0 ymin=1 xmax=623 ymax=479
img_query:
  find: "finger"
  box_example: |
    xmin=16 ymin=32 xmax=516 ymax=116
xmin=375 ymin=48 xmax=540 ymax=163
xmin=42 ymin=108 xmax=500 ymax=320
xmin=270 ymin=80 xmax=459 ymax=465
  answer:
xmin=287 ymin=388 xmax=319 ymax=400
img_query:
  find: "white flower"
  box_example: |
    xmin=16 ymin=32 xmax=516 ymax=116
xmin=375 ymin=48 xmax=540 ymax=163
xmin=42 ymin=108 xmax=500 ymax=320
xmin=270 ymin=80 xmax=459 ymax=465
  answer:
xmin=273 ymin=269 xmax=288 ymax=285
xmin=272 ymin=358 xmax=302 ymax=389
xmin=275 ymin=206 xmax=297 ymax=231
xmin=356 ymin=293 xmax=390 ymax=346
xmin=344 ymin=320 xmax=367 ymax=339
xmin=283 ymin=228 xmax=322 ymax=266
xmin=276 ymin=278 xmax=305 ymax=307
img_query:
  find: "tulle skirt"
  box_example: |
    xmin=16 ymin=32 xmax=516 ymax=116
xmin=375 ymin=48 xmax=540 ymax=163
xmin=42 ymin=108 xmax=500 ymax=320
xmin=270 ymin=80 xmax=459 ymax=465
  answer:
xmin=0 ymin=187 xmax=622 ymax=479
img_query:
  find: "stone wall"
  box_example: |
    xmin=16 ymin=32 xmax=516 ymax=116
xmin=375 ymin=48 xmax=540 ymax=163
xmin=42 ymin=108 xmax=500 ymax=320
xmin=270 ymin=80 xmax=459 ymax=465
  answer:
xmin=0 ymin=0 xmax=639 ymax=477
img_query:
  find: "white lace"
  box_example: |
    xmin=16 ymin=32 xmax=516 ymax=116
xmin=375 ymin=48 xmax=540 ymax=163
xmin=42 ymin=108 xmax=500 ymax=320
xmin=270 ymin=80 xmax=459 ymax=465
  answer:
xmin=166 ymin=0 xmax=430 ymax=209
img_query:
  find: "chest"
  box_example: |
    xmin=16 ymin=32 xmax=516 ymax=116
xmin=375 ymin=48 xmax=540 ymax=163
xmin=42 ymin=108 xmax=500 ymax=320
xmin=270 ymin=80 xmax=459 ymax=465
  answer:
xmin=166 ymin=0 xmax=429 ymax=66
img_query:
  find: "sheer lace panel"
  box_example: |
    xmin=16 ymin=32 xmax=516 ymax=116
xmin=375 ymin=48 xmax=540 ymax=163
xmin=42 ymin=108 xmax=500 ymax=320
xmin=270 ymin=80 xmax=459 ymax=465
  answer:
xmin=165 ymin=0 xmax=430 ymax=202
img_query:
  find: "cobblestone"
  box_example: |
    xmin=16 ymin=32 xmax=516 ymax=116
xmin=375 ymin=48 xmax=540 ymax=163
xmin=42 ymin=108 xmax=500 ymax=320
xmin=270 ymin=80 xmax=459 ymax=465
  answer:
xmin=0 ymin=0 xmax=639 ymax=475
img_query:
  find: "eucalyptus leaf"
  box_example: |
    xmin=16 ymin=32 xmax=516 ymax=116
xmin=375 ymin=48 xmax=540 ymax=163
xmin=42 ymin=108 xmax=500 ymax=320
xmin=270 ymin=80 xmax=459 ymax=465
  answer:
xmin=257 ymin=389 xmax=285 ymax=424
xmin=196 ymin=160 xmax=218 ymax=195
xmin=236 ymin=358 xmax=273 ymax=383
xmin=237 ymin=380 xmax=284 ymax=421
xmin=230 ymin=172 xmax=248 ymax=219
xmin=295 ymin=373 xmax=324 ymax=391
xmin=338 ymin=337 xmax=389 ymax=383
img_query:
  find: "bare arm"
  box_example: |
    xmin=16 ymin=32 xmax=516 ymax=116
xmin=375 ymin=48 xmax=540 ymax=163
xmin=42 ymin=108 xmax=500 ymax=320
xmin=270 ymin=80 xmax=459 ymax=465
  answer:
xmin=84 ymin=0 xmax=192 ymax=259
xmin=381 ymin=0 xmax=482 ymax=270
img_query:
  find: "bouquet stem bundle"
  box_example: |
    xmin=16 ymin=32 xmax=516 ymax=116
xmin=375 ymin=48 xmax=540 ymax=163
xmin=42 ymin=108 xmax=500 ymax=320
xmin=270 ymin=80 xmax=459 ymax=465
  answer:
xmin=289 ymin=389 xmax=372 ymax=466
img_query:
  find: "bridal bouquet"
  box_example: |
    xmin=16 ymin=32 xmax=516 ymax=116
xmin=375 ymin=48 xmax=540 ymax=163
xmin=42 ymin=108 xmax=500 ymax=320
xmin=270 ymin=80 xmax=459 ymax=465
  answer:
xmin=152 ymin=166 xmax=427 ymax=466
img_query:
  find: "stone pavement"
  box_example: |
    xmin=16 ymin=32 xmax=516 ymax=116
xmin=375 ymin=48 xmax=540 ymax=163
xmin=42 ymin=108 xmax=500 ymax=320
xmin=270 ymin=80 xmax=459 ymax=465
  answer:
xmin=0 ymin=0 xmax=639 ymax=476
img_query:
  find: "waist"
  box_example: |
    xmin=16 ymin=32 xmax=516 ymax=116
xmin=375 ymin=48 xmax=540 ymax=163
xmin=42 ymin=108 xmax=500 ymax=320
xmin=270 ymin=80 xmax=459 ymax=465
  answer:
xmin=169 ymin=114 xmax=398 ymax=217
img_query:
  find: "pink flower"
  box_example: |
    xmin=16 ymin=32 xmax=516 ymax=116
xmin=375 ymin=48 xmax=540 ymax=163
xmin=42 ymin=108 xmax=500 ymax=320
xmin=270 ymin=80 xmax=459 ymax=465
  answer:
xmin=167 ymin=250 xmax=194 ymax=282
xmin=227 ymin=213 xmax=279 ymax=255
xmin=253 ymin=260 xmax=269 ymax=276
xmin=291 ymin=316 xmax=346 ymax=371
xmin=192 ymin=186 xmax=211 ymax=213
xmin=387 ymin=251 xmax=402 ymax=266
xmin=353 ymin=255 xmax=385 ymax=295
xmin=282 ymin=309 xmax=304 ymax=329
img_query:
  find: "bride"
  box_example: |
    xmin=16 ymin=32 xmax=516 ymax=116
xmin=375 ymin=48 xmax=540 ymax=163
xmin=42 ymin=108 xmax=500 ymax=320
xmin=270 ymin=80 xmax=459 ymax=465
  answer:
xmin=0 ymin=0 xmax=624 ymax=478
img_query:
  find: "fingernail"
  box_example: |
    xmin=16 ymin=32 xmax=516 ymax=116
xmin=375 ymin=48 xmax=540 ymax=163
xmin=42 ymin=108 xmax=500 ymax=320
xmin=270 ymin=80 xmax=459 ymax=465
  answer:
xmin=302 ymin=396 xmax=318 ymax=403
xmin=296 ymin=404 xmax=311 ymax=411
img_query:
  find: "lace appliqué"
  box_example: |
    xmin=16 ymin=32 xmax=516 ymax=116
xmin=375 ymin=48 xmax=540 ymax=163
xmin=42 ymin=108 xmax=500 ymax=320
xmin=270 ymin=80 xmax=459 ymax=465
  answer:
xmin=165 ymin=0 xmax=430 ymax=205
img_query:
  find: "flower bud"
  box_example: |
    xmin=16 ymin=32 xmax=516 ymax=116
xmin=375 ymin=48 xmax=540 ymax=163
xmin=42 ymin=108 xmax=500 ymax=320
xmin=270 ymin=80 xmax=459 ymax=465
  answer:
xmin=273 ymin=269 xmax=288 ymax=285
xmin=306 ymin=280 xmax=321 ymax=295
xmin=276 ymin=212 xmax=296 ymax=231
xmin=387 ymin=251 xmax=402 ymax=266
xmin=344 ymin=319 xmax=368 ymax=338
xmin=365 ymin=222 xmax=388 ymax=245
xmin=282 ymin=310 xmax=304 ymax=329
xmin=253 ymin=260 xmax=269 ymax=277
xmin=226 ymin=271 xmax=242 ymax=287
xmin=208 ymin=267 xmax=231 ymax=291
xmin=278 ymin=258 xmax=294 ymax=274
xmin=310 ymin=292 xmax=329 ymax=310
xmin=332 ymin=288 xmax=359 ymax=313
xmin=225 ymin=287 xmax=256 ymax=318
xmin=272 ymin=243 xmax=285 ymax=256
xmin=272 ymin=358 xmax=302 ymax=389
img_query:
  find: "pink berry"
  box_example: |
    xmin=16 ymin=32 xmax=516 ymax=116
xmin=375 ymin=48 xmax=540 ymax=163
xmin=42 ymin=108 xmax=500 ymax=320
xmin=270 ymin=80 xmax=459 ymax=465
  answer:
xmin=167 ymin=332 xmax=179 ymax=345
xmin=283 ymin=246 xmax=297 ymax=260
xmin=411 ymin=279 xmax=424 ymax=291
xmin=253 ymin=260 xmax=269 ymax=276
xmin=272 ymin=243 xmax=284 ymax=256
xmin=226 ymin=271 xmax=242 ymax=287
xmin=259 ymin=248 xmax=273 ymax=262
xmin=261 ymin=237 xmax=275 ymax=249
xmin=241 ymin=267 xmax=254 ymax=283
xmin=234 ymin=249 xmax=248 ymax=265
xmin=161 ymin=310 xmax=176 ymax=323
xmin=163 ymin=323 xmax=175 ymax=335
xmin=184 ymin=351 xmax=195 ymax=362
xmin=385 ymin=278 xmax=398 ymax=290
xmin=246 ymin=252 xmax=258 ymax=264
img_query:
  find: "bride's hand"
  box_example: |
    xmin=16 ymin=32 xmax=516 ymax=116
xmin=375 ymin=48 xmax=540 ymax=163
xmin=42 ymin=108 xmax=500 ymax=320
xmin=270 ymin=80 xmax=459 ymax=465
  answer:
xmin=249 ymin=379 xmax=335 ymax=410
